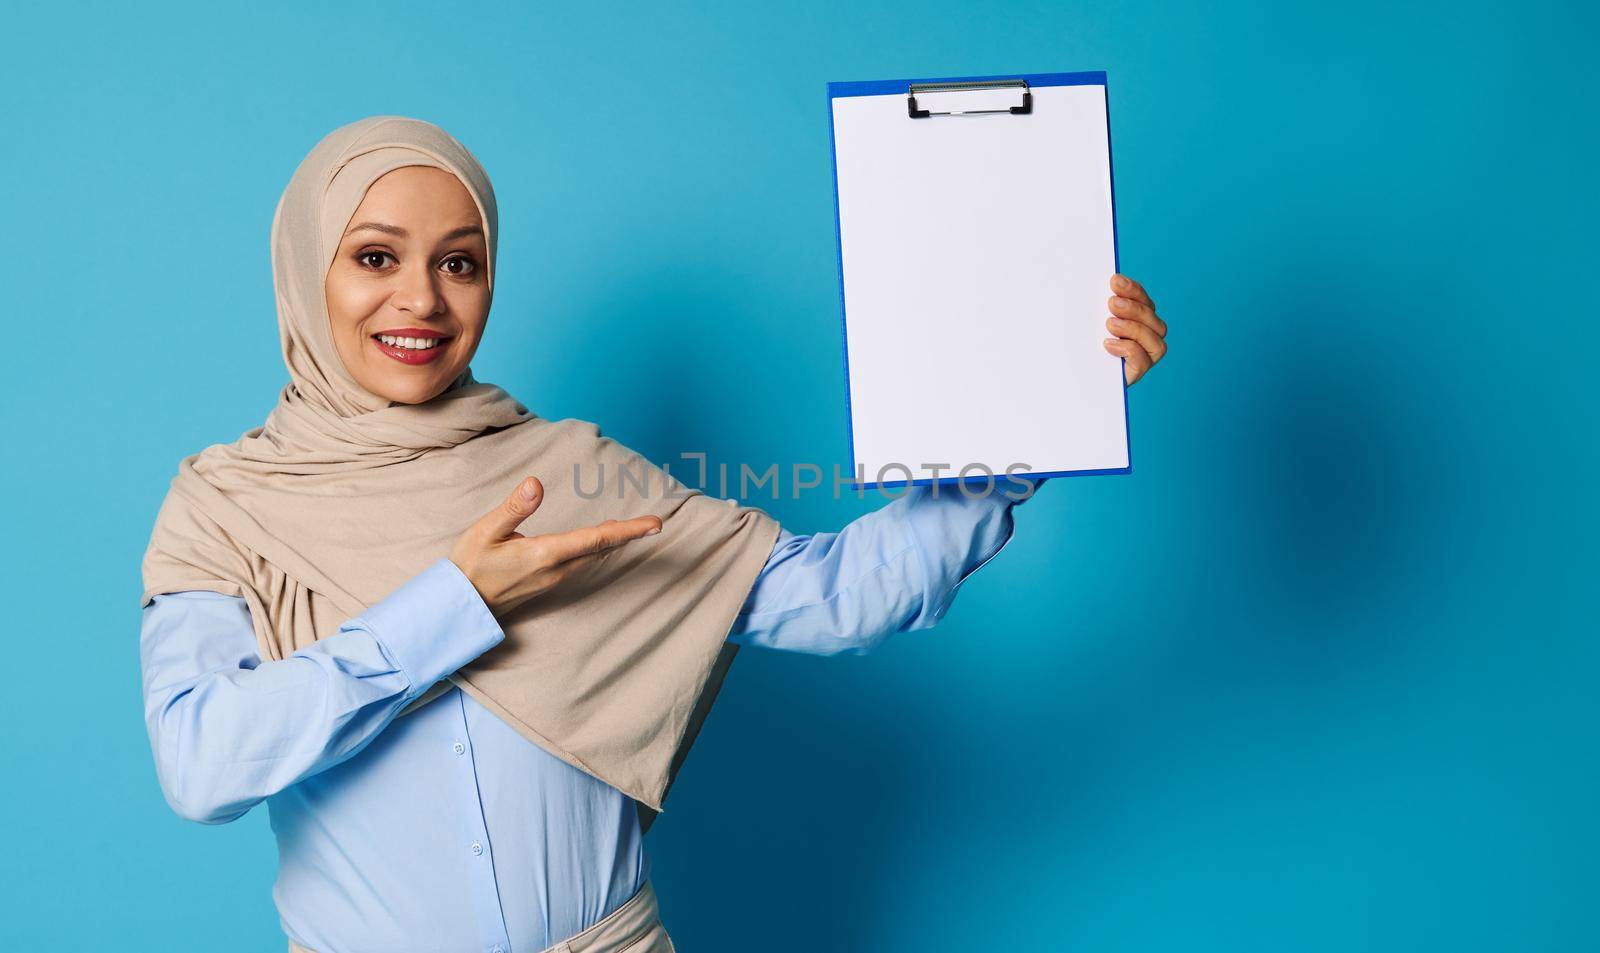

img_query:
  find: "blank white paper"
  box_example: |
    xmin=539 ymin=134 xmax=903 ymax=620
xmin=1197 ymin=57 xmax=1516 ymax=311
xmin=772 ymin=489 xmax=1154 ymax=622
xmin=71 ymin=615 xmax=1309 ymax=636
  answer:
xmin=830 ymin=80 xmax=1129 ymax=486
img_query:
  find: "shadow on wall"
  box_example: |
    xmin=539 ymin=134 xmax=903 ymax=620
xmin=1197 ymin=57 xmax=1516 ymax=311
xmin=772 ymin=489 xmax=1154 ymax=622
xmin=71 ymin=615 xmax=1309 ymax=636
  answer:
xmin=637 ymin=277 xmax=1450 ymax=949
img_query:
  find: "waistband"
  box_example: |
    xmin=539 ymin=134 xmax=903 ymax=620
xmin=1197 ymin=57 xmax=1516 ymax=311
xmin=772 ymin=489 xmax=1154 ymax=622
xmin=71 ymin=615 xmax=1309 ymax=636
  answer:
xmin=541 ymin=879 xmax=668 ymax=953
xmin=284 ymin=878 xmax=669 ymax=953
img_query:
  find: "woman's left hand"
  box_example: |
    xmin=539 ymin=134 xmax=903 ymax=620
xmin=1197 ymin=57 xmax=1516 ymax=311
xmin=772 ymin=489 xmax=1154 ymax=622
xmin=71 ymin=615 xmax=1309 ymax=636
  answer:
xmin=1102 ymin=273 xmax=1168 ymax=386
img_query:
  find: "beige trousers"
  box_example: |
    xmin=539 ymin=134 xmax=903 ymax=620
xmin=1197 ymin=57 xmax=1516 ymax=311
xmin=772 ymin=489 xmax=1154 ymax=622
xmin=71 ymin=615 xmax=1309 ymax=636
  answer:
xmin=286 ymin=879 xmax=674 ymax=953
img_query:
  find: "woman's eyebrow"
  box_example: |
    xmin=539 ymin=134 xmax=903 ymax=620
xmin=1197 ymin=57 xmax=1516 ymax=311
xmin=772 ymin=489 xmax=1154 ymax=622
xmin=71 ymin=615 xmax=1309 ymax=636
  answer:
xmin=346 ymin=222 xmax=484 ymax=241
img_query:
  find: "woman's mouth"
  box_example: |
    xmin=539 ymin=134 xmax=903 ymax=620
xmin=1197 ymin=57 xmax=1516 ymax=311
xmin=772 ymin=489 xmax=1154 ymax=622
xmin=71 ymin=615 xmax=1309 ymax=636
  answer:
xmin=371 ymin=330 xmax=453 ymax=365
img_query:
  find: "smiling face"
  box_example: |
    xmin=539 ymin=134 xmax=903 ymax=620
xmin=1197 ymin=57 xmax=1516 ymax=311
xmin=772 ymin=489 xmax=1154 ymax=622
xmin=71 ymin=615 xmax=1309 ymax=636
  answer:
xmin=325 ymin=165 xmax=491 ymax=406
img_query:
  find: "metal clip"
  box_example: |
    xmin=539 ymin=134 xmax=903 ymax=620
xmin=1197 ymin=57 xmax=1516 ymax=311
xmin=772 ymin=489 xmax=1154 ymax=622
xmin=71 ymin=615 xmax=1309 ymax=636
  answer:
xmin=907 ymin=79 xmax=1032 ymax=118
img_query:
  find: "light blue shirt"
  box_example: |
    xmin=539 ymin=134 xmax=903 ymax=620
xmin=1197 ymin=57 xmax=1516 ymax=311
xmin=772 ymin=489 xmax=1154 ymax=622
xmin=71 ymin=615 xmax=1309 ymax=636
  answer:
xmin=139 ymin=480 xmax=1042 ymax=952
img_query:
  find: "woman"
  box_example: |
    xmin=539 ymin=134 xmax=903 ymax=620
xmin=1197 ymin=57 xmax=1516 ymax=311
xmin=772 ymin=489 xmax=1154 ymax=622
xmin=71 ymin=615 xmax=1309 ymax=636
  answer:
xmin=138 ymin=116 xmax=1168 ymax=953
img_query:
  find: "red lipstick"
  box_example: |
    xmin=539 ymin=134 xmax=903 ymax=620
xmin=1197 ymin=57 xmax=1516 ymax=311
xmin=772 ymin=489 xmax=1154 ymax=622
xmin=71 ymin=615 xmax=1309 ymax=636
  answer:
xmin=371 ymin=328 xmax=453 ymax=365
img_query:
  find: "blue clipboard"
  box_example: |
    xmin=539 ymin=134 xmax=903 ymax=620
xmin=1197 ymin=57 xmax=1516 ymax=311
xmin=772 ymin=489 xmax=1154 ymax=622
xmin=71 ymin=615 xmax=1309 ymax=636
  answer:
xmin=825 ymin=71 xmax=1131 ymax=491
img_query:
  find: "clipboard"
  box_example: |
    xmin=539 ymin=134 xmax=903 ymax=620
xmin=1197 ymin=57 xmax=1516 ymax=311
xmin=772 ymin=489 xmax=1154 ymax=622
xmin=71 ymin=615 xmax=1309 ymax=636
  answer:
xmin=825 ymin=71 xmax=1131 ymax=490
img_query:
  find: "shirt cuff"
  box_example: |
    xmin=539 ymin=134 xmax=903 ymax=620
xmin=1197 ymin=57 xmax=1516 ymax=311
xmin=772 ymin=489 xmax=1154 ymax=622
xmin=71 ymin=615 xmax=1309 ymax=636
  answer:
xmin=339 ymin=557 xmax=505 ymax=700
xmin=906 ymin=488 xmax=1020 ymax=628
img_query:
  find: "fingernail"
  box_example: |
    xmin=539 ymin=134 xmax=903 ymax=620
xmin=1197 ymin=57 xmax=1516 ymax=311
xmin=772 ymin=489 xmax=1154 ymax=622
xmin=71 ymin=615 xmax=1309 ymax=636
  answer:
xmin=646 ymin=525 xmax=661 ymax=535
xmin=1116 ymin=275 xmax=1130 ymax=289
xmin=520 ymin=479 xmax=537 ymax=500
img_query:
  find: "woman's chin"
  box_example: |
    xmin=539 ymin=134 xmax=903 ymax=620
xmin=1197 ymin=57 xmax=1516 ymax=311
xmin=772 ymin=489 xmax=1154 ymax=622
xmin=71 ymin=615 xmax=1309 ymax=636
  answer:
xmin=368 ymin=369 xmax=457 ymax=406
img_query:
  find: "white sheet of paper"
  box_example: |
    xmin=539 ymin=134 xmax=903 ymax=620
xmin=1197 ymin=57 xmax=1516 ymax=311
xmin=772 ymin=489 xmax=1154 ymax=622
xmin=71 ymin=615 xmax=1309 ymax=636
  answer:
xmin=829 ymin=78 xmax=1130 ymax=487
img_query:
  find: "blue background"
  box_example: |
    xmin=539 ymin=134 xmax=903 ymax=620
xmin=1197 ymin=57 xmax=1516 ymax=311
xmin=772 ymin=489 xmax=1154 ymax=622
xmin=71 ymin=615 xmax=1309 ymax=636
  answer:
xmin=2 ymin=1 xmax=1594 ymax=949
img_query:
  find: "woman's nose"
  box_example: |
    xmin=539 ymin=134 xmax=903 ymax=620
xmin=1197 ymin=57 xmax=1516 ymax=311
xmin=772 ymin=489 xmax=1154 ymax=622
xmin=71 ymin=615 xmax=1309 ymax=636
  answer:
xmin=391 ymin=262 xmax=443 ymax=317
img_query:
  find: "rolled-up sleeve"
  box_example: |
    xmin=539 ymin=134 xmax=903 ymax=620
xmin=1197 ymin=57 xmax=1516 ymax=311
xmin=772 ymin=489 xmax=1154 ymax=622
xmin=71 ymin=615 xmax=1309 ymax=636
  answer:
xmin=139 ymin=557 xmax=503 ymax=825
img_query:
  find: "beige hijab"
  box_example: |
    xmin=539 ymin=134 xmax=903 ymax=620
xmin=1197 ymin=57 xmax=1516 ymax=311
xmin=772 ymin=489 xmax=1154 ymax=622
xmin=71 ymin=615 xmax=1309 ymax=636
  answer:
xmin=139 ymin=115 xmax=781 ymax=830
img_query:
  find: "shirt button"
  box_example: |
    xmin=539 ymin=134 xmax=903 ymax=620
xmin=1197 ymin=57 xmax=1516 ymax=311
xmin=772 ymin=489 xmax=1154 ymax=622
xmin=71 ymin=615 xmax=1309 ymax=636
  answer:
xmin=492 ymin=947 xmax=504 ymax=953
xmin=471 ymin=841 xmax=483 ymax=855
xmin=453 ymin=742 xmax=466 ymax=755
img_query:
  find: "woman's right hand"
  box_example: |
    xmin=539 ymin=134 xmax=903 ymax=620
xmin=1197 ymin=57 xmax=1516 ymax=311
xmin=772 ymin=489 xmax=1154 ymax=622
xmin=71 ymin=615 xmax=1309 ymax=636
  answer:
xmin=448 ymin=475 xmax=663 ymax=617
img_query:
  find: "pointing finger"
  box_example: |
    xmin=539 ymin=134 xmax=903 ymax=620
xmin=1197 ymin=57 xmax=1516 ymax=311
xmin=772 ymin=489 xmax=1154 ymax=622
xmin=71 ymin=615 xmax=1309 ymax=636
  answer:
xmin=536 ymin=515 xmax=663 ymax=567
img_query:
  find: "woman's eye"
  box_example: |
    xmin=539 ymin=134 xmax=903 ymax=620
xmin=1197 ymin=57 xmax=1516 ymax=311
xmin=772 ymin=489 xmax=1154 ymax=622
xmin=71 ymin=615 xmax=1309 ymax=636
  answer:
xmin=355 ymin=250 xmax=475 ymax=275
xmin=442 ymin=255 xmax=478 ymax=277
